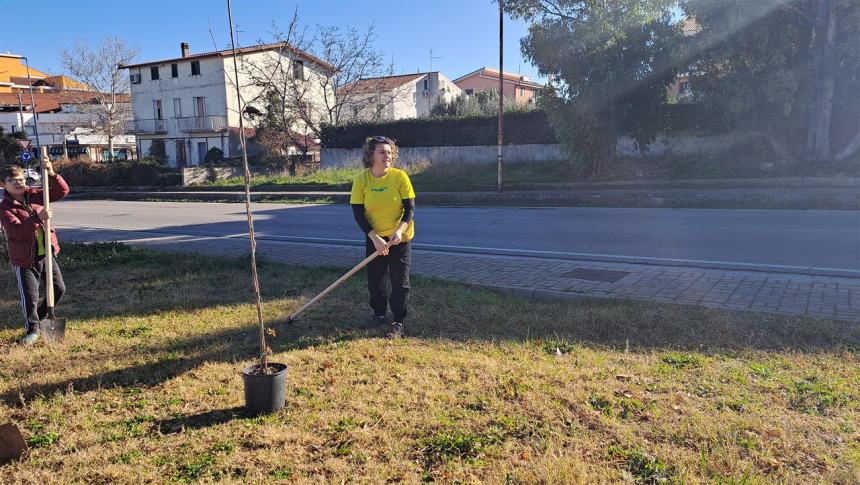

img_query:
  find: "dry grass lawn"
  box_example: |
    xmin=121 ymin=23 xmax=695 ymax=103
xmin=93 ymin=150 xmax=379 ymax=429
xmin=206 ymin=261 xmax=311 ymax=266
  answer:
xmin=0 ymin=243 xmax=858 ymax=484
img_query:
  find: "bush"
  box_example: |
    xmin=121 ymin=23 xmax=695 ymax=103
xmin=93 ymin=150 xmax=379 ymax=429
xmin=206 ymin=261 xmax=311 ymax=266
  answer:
xmin=204 ymin=147 xmax=226 ymax=164
xmin=55 ymin=158 xmax=180 ymax=187
xmin=320 ymin=110 xmax=557 ymax=148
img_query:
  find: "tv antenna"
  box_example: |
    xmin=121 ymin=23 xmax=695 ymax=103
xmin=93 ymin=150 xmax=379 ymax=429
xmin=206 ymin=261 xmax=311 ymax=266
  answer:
xmin=429 ymin=48 xmax=442 ymax=72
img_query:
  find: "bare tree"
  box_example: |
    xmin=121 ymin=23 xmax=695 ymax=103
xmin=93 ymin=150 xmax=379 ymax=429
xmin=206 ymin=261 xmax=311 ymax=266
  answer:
xmin=61 ymin=36 xmax=138 ymax=161
xmin=240 ymin=11 xmax=402 ymax=157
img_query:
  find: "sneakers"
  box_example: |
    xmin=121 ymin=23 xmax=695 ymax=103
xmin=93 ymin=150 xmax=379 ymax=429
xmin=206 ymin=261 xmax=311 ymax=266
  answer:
xmin=20 ymin=329 xmax=40 ymax=346
xmin=386 ymin=322 xmax=403 ymax=339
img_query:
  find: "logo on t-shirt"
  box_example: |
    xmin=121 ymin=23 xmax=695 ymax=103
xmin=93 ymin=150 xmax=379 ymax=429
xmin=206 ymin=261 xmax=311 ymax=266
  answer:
xmin=370 ymin=187 xmax=387 ymax=192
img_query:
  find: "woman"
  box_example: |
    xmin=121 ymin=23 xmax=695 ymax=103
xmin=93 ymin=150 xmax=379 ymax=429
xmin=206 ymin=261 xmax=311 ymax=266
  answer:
xmin=350 ymin=136 xmax=415 ymax=338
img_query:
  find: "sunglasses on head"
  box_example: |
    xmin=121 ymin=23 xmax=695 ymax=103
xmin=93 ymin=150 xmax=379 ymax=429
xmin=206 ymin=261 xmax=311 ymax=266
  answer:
xmin=369 ymin=136 xmax=392 ymax=143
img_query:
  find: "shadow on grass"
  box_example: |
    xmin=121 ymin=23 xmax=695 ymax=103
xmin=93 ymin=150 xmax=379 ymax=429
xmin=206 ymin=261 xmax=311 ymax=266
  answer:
xmin=156 ymin=406 xmax=248 ymax=434
xmin=2 ymin=242 xmax=858 ymax=407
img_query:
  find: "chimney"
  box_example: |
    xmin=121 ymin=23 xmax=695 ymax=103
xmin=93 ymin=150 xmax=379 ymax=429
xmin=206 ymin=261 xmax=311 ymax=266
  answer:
xmin=181 ymin=42 xmax=190 ymax=58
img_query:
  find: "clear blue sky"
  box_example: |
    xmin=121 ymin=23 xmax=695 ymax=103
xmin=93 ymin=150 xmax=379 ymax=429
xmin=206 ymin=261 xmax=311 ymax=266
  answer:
xmin=0 ymin=0 xmax=544 ymax=82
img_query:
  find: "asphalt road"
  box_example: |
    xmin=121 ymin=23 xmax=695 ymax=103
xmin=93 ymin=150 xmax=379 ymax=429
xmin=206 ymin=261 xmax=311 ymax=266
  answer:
xmin=52 ymin=200 xmax=860 ymax=277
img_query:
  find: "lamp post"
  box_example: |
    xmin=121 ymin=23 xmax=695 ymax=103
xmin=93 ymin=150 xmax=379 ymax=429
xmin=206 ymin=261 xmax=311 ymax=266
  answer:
xmin=497 ymin=0 xmax=504 ymax=193
xmin=22 ymin=57 xmax=43 ymax=163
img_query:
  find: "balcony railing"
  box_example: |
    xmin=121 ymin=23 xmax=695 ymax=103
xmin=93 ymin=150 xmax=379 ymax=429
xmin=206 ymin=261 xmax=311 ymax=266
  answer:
xmin=129 ymin=119 xmax=167 ymax=134
xmin=176 ymin=115 xmax=228 ymax=133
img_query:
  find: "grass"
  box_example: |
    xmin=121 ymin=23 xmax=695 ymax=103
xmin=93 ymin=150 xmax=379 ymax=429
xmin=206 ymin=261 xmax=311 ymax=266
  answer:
xmin=0 ymin=242 xmax=858 ymax=483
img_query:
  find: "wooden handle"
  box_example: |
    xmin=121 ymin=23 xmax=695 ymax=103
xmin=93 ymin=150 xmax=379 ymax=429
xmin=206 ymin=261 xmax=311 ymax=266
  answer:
xmin=288 ymin=244 xmax=389 ymax=321
xmin=42 ymin=163 xmax=54 ymax=310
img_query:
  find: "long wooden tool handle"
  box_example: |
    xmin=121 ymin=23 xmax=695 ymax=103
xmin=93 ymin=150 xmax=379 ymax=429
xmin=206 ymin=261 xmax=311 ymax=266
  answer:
xmin=42 ymin=162 xmax=55 ymax=311
xmin=288 ymin=248 xmax=385 ymax=321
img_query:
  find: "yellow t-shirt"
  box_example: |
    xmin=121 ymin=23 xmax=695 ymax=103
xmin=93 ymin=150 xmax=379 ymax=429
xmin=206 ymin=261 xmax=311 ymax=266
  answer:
xmin=350 ymin=167 xmax=415 ymax=241
xmin=35 ymin=227 xmax=46 ymax=256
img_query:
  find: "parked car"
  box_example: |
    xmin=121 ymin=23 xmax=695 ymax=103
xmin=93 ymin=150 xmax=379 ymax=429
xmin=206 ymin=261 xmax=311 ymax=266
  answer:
xmin=24 ymin=168 xmax=41 ymax=186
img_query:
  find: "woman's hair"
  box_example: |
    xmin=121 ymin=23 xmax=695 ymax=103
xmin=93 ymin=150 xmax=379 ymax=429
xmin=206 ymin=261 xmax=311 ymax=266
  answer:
xmin=361 ymin=136 xmax=398 ymax=168
xmin=0 ymin=165 xmax=24 ymax=181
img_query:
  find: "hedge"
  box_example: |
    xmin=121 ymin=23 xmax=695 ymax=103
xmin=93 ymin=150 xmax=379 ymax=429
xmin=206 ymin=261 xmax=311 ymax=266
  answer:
xmin=320 ymin=110 xmax=558 ymax=149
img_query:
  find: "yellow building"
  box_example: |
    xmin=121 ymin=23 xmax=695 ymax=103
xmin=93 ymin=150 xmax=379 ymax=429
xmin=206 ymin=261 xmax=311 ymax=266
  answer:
xmin=0 ymin=53 xmax=88 ymax=93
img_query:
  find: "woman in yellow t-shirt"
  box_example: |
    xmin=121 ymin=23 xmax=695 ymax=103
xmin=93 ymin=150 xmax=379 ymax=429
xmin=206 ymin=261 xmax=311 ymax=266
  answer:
xmin=350 ymin=136 xmax=415 ymax=339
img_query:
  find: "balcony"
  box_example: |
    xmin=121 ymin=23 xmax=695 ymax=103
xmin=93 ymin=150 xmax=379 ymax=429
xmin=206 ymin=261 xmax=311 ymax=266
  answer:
xmin=129 ymin=119 xmax=168 ymax=134
xmin=177 ymin=116 xmax=228 ymax=133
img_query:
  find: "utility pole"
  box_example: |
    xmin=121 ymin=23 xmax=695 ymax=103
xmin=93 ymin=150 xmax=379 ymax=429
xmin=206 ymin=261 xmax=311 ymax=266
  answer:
xmin=497 ymin=0 xmax=504 ymax=193
xmin=16 ymin=92 xmax=25 ymax=134
xmin=23 ymin=57 xmax=43 ymax=164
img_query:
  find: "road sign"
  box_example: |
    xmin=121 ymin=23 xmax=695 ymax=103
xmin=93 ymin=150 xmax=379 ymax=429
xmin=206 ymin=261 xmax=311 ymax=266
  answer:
xmin=20 ymin=152 xmax=32 ymax=162
xmin=16 ymin=139 xmax=31 ymax=151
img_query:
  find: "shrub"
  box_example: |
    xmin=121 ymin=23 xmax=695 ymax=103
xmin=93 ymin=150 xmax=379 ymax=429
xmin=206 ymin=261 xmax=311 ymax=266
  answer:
xmin=320 ymin=110 xmax=557 ymax=148
xmin=55 ymin=158 xmax=180 ymax=187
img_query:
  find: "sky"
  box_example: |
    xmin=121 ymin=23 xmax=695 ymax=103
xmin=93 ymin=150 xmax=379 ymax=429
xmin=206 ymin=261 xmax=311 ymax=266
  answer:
xmin=0 ymin=0 xmax=545 ymax=83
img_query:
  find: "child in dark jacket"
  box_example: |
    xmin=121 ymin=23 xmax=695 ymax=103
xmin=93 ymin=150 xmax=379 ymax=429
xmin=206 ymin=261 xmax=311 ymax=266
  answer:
xmin=0 ymin=162 xmax=70 ymax=345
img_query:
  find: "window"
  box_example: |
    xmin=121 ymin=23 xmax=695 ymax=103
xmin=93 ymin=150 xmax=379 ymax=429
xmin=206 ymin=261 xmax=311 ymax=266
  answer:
xmin=465 ymin=89 xmax=473 ymax=96
xmin=194 ymin=97 xmax=205 ymax=117
xmin=292 ymin=60 xmax=304 ymax=81
xmin=173 ymin=98 xmax=182 ymax=117
xmin=171 ymin=63 xmax=178 ymax=78
xmin=520 ymin=87 xmax=525 ymax=97
xmin=130 ymin=70 xmax=141 ymax=84
xmin=423 ymin=79 xmax=428 ymax=91
xmin=153 ymin=100 xmax=163 ymax=120
xmin=191 ymin=61 xmax=201 ymax=76
xmin=150 ymin=66 xmax=159 ymax=80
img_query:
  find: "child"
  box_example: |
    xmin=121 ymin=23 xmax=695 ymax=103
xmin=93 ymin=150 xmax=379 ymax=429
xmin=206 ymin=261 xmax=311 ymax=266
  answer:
xmin=0 ymin=162 xmax=70 ymax=345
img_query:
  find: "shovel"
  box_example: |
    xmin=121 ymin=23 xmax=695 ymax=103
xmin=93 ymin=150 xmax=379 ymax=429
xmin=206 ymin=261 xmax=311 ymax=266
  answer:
xmin=39 ymin=161 xmax=66 ymax=343
xmin=287 ymin=242 xmax=391 ymax=322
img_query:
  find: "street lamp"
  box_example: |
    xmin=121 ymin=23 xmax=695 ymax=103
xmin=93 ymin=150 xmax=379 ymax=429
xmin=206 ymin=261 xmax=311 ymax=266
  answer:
xmin=498 ymin=0 xmax=504 ymax=193
xmin=22 ymin=56 xmax=43 ymax=164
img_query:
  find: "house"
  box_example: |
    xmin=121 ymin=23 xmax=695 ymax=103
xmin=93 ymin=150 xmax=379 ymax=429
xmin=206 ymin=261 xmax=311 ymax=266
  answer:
xmin=339 ymin=72 xmax=462 ymax=122
xmin=0 ymin=53 xmax=89 ymax=94
xmin=0 ymin=73 xmax=135 ymax=162
xmin=120 ymin=42 xmax=335 ymax=167
xmin=453 ymin=67 xmax=544 ymax=106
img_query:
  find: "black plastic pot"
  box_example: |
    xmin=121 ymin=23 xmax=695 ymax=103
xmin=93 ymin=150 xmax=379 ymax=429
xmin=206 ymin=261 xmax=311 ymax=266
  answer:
xmin=241 ymin=363 xmax=288 ymax=415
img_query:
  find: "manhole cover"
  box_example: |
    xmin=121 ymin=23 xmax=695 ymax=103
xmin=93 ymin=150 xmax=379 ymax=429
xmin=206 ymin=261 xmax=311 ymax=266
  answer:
xmin=563 ymin=269 xmax=629 ymax=283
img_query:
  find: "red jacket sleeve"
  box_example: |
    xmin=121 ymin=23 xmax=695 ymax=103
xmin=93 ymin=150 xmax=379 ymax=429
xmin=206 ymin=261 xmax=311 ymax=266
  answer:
xmin=0 ymin=207 xmax=39 ymax=241
xmin=31 ymin=175 xmax=70 ymax=205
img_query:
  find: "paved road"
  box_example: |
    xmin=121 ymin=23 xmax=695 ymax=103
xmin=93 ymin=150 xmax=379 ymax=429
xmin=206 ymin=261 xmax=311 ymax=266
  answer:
xmin=50 ymin=200 xmax=860 ymax=322
xmin=53 ymin=200 xmax=860 ymax=277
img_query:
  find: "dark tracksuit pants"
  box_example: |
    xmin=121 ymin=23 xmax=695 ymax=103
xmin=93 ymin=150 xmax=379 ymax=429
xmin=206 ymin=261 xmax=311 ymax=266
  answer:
xmin=365 ymin=238 xmax=411 ymax=323
xmin=14 ymin=255 xmax=66 ymax=333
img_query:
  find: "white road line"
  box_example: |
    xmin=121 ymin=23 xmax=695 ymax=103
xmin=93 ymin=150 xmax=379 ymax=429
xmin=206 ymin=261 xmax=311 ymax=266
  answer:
xmin=56 ymin=223 xmax=860 ymax=278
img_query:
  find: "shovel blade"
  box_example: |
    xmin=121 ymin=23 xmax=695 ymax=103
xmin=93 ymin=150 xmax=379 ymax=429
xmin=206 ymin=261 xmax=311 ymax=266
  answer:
xmin=40 ymin=316 xmax=66 ymax=344
xmin=0 ymin=423 xmax=27 ymax=464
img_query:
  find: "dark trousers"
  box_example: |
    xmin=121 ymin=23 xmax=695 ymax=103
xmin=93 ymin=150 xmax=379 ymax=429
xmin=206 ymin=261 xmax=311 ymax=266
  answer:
xmin=13 ymin=255 xmax=66 ymax=332
xmin=365 ymin=239 xmax=411 ymax=323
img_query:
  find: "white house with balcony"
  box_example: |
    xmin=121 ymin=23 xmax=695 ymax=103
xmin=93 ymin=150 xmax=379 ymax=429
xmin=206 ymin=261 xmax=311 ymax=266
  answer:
xmin=120 ymin=42 xmax=334 ymax=167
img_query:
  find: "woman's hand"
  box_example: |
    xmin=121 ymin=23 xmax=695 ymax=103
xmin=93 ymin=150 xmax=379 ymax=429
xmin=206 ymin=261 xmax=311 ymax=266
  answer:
xmin=370 ymin=232 xmax=389 ymax=256
xmin=38 ymin=208 xmax=52 ymax=221
xmin=388 ymin=222 xmax=407 ymax=247
xmin=44 ymin=160 xmax=56 ymax=177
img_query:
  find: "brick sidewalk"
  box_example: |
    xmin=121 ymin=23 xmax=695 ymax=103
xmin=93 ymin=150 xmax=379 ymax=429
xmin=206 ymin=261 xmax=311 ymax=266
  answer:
xmin=63 ymin=227 xmax=860 ymax=323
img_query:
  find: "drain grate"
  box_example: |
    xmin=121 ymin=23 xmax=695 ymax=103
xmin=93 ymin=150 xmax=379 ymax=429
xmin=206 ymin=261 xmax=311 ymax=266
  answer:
xmin=563 ymin=268 xmax=629 ymax=283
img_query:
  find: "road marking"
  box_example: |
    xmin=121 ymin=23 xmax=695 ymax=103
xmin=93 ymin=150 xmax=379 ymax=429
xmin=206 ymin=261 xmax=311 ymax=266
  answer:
xmin=56 ymin=223 xmax=860 ymax=278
